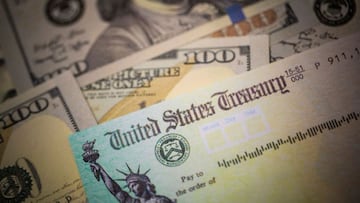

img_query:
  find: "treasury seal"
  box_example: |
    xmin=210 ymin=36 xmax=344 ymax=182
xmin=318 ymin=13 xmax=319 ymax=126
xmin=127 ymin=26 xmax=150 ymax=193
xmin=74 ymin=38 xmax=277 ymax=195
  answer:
xmin=313 ymin=0 xmax=356 ymax=26
xmin=155 ymin=133 xmax=190 ymax=167
xmin=46 ymin=0 xmax=84 ymax=26
xmin=0 ymin=166 xmax=32 ymax=203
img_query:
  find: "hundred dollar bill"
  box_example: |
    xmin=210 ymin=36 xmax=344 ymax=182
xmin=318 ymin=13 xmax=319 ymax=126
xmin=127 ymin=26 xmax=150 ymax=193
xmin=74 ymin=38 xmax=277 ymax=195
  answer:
xmin=209 ymin=0 xmax=360 ymax=61
xmin=0 ymin=0 xmax=269 ymax=92
xmin=271 ymin=0 xmax=360 ymax=61
xmin=82 ymin=35 xmax=269 ymax=122
xmin=69 ymin=32 xmax=360 ymax=202
xmin=0 ymin=72 xmax=97 ymax=202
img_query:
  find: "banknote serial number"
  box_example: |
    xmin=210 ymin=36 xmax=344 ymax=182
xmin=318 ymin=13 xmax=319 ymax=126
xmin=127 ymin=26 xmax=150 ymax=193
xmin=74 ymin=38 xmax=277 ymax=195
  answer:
xmin=327 ymin=47 xmax=360 ymax=65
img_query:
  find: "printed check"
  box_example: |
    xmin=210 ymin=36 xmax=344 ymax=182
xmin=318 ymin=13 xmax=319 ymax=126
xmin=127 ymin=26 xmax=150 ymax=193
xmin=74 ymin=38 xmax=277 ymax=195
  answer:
xmin=82 ymin=35 xmax=269 ymax=122
xmin=0 ymin=72 xmax=96 ymax=202
xmin=70 ymin=33 xmax=360 ymax=202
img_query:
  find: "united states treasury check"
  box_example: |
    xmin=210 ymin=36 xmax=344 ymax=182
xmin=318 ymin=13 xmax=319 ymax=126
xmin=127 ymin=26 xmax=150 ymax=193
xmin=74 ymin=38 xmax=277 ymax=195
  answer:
xmin=70 ymin=32 xmax=360 ymax=202
xmin=0 ymin=72 xmax=96 ymax=202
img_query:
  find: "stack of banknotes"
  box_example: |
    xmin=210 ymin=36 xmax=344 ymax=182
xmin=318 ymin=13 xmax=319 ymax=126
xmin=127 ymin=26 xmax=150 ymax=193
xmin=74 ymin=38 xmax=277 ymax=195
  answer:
xmin=0 ymin=0 xmax=359 ymax=202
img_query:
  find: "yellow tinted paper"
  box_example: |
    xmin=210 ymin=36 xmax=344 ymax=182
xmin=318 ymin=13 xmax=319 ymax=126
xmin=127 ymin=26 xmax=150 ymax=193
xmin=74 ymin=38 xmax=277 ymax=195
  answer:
xmin=0 ymin=72 xmax=96 ymax=202
xmin=1 ymin=116 xmax=84 ymax=202
xmin=70 ymin=33 xmax=360 ymax=202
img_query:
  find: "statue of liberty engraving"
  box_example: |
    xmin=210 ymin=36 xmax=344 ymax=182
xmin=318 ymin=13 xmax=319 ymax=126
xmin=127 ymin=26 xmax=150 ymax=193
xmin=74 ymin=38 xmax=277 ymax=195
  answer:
xmin=82 ymin=140 xmax=175 ymax=203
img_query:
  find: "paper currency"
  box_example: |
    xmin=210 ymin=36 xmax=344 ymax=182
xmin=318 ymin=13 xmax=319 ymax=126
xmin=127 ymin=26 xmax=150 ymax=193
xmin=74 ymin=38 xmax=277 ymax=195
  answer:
xmin=0 ymin=0 xmax=264 ymax=92
xmin=82 ymin=35 xmax=269 ymax=122
xmin=74 ymin=0 xmax=322 ymax=93
xmin=209 ymin=0 xmax=360 ymax=61
xmin=271 ymin=0 xmax=360 ymax=61
xmin=69 ymin=32 xmax=360 ymax=202
xmin=0 ymin=72 xmax=97 ymax=202
xmin=0 ymin=60 xmax=17 ymax=103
